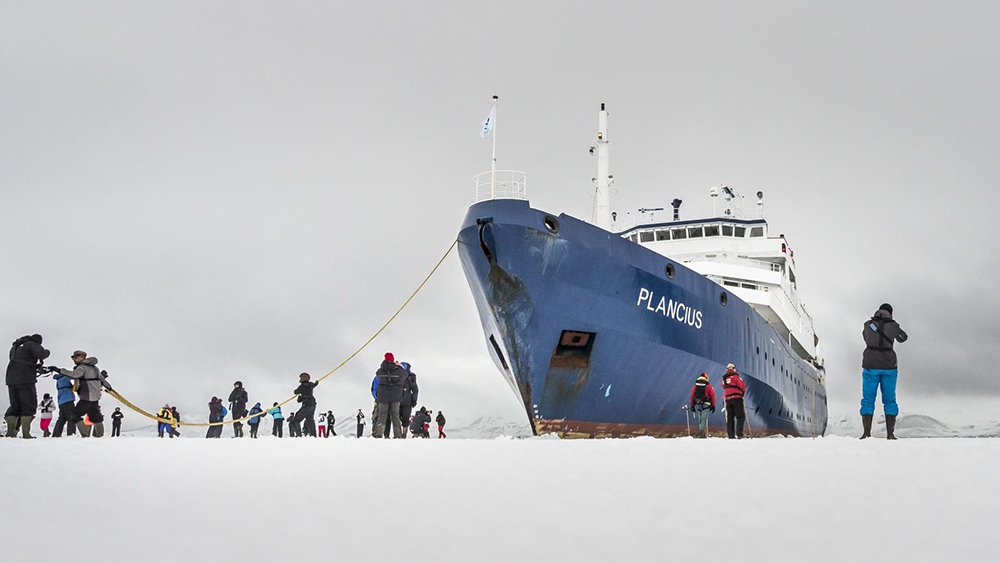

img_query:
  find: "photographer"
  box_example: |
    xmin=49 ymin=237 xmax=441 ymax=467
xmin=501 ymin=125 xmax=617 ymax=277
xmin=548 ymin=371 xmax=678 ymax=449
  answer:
xmin=5 ymin=334 xmax=50 ymax=439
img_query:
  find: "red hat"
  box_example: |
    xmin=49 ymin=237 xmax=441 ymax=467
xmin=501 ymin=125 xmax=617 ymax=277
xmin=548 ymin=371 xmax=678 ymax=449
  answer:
xmin=384 ymin=352 xmax=394 ymax=362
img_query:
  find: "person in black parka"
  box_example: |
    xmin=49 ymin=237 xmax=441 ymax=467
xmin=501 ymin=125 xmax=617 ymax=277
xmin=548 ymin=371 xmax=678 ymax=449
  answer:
xmin=374 ymin=353 xmax=405 ymax=438
xmin=860 ymin=303 xmax=909 ymax=440
xmin=5 ymin=334 xmax=50 ymax=438
xmin=228 ymin=381 xmax=248 ymax=438
xmin=398 ymin=361 xmax=419 ymax=439
xmin=408 ymin=407 xmax=431 ymax=438
xmin=292 ymin=372 xmax=318 ymax=437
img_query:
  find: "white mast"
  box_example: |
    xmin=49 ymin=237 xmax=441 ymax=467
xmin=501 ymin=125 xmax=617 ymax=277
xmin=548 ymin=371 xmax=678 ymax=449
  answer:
xmin=592 ymin=103 xmax=613 ymax=230
xmin=490 ymin=94 xmax=498 ymax=199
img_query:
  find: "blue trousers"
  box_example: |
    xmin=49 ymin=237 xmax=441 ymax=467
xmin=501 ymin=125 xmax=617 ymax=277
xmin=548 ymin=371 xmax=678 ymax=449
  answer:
xmin=860 ymin=369 xmax=898 ymax=416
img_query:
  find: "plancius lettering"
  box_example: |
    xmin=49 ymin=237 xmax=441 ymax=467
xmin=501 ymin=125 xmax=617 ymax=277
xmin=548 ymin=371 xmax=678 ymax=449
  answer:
xmin=635 ymin=287 xmax=703 ymax=329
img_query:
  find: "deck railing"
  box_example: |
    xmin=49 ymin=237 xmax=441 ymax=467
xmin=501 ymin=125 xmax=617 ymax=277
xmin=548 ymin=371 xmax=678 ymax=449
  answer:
xmin=471 ymin=170 xmax=527 ymax=203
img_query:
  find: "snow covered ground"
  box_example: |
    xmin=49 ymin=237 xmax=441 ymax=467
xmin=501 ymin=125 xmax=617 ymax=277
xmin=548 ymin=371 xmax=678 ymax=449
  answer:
xmin=1 ymin=434 xmax=995 ymax=562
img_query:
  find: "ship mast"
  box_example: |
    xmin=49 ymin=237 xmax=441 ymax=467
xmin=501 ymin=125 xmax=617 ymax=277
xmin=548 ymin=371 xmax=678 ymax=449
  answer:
xmin=592 ymin=103 xmax=614 ymax=230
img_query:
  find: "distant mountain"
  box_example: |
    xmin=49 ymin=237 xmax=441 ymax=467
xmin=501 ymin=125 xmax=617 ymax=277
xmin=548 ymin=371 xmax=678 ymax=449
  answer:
xmin=827 ymin=412 xmax=1000 ymax=438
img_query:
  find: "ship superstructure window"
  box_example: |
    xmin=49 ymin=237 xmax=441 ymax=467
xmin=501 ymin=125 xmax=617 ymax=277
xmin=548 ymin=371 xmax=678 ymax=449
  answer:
xmin=640 ymin=231 xmax=654 ymax=243
xmin=734 ymin=226 xmax=747 ymax=237
xmin=750 ymin=226 xmax=764 ymax=237
xmin=722 ymin=225 xmax=734 ymax=236
xmin=704 ymin=225 xmax=720 ymax=237
xmin=688 ymin=226 xmax=704 ymax=238
xmin=671 ymin=228 xmax=687 ymax=240
xmin=629 ymin=234 xmax=638 ymax=242
xmin=656 ymin=229 xmax=670 ymax=241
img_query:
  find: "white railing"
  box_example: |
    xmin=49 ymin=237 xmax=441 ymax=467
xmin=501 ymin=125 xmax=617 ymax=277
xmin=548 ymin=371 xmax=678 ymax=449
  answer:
xmin=471 ymin=170 xmax=528 ymax=203
xmin=616 ymin=203 xmax=761 ymax=231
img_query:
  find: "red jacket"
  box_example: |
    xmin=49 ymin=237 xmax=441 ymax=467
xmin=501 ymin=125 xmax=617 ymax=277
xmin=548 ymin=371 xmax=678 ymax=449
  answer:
xmin=722 ymin=370 xmax=746 ymax=401
xmin=689 ymin=380 xmax=716 ymax=409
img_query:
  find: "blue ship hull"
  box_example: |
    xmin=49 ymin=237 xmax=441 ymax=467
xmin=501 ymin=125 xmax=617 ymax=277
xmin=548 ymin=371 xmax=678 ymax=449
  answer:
xmin=458 ymin=199 xmax=828 ymax=438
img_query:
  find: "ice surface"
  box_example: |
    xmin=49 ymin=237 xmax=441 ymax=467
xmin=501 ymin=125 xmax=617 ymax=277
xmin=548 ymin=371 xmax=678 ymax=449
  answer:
xmin=1 ymin=434 xmax=995 ymax=562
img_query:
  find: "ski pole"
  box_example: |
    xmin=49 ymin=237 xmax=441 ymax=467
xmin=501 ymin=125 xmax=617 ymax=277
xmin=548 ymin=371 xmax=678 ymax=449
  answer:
xmin=683 ymin=405 xmax=690 ymax=437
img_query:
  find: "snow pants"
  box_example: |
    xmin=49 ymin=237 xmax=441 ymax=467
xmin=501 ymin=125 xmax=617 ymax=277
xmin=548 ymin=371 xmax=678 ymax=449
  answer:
xmin=399 ymin=404 xmax=412 ymax=437
xmin=112 ymin=421 xmax=121 ymax=437
xmin=375 ymin=402 xmax=401 ymax=438
xmin=295 ymin=403 xmax=316 ymax=437
xmin=52 ymin=401 xmax=76 ymax=437
xmin=317 ymin=425 xmax=327 ymax=438
xmin=40 ymin=417 xmax=53 ymax=434
xmin=272 ymin=419 xmax=283 ymax=438
xmin=357 ymin=424 xmax=364 ymax=438
xmin=5 ymin=385 xmax=37 ymax=417
xmin=249 ymin=422 xmax=259 ymax=438
xmin=438 ymin=425 xmax=446 ymax=439
xmin=725 ymin=399 xmax=745 ymax=439
xmin=860 ymin=369 xmax=898 ymax=416
xmin=72 ymin=400 xmax=103 ymax=424
xmin=696 ymin=406 xmax=710 ymax=438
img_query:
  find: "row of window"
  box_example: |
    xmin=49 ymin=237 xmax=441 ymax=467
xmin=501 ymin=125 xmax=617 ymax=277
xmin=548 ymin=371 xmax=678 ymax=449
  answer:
xmin=629 ymin=224 xmax=765 ymax=244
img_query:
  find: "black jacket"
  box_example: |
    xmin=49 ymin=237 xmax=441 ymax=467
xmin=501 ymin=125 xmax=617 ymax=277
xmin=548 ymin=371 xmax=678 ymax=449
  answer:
xmin=436 ymin=412 xmax=446 ymax=426
xmin=401 ymin=368 xmax=419 ymax=408
xmin=410 ymin=410 xmax=431 ymax=432
xmin=6 ymin=335 xmax=50 ymax=386
xmin=375 ymin=360 xmax=405 ymax=403
xmin=862 ymin=308 xmax=908 ymax=370
xmin=295 ymin=381 xmax=318 ymax=406
xmin=228 ymin=388 xmax=248 ymax=411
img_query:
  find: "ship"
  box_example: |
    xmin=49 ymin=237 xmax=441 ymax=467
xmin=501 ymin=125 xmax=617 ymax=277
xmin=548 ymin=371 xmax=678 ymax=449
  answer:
xmin=457 ymin=103 xmax=828 ymax=438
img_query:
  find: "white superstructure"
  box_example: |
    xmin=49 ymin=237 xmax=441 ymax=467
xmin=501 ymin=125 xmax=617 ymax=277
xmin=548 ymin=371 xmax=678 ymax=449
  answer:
xmin=617 ymin=190 xmax=818 ymax=362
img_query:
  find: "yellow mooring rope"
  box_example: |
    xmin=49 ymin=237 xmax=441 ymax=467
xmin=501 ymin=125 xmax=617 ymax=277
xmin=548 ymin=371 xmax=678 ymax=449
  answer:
xmin=106 ymin=239 xmax=459 ymax=427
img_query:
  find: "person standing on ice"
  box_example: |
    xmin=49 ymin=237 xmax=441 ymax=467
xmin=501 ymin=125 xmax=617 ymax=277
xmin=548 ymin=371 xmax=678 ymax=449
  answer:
xmin=317 ymin=411 xmax=328 ymax=438
xmin=288 ymin=411 xmax=301 ymax=437
xmin=50 ymin=351 xmax=112 ymax=438
xmin=860 ymin=303 xmax=908 ymax=440
xmin=269 ymin=402 xmax=284 ymax=438
xmin=247 ymin=402 xmax=263 ymax=438
xmin=157 ymin=405 xmax=175 ymax=438
xmin=110 ymin=407 xmax=124 ymax=437
xmin=356 ymin=409 xmax=365 ymax=438
xmin=5 ymin=334 xmax=50 ymax=439
xmin=170 ymin=406 xmax=182 ymax=437
xmin=398 ymin=362 xmax=419 ymax=439
xmin=689 ymin=374 xmax=716 ymax=439
xmin=292 ymin=372 xmax=319 ymax=437
xmin=374 ymin=353 xmax=405 ymax=438
xmin=721 ymin=363 xmax=747 ymax=439
xmin=38 ymin=393 xmax=56 ymax=437
xmin=327 ymin=410 xmax=336 ymax=436
xmin=206 ymin=396 xmax=225 ymax=438
xmin=51 ymin=367 xmax=76 ymax=437
xmin=228 ymin=381 xmax=249 ymax=438
xmin=436 ymin=411 xmax=447 ymax=439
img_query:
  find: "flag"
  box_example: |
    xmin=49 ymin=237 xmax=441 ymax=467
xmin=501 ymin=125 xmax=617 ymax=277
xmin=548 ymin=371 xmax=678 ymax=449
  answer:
xmin=480 ymin=106 xmax=495 ymax=138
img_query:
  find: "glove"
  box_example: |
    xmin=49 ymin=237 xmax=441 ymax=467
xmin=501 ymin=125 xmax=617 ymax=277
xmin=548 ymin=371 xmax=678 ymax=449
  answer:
xmin=711 ymin=407 xmax=716 ymax=413
xmin=48 ymin=366 xmax=62 ymax=373
xmin=101 ymin=370 xmax=110 ymax=378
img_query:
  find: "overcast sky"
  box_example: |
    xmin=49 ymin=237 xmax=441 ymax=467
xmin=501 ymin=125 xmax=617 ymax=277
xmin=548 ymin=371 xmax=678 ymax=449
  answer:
xmin=2 ymin=1 xmax=998 ymax=427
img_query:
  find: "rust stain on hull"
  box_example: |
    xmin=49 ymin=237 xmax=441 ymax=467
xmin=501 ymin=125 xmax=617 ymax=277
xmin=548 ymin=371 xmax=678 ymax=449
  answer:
xmin=534 ymin=418 xmax=805 ymax=439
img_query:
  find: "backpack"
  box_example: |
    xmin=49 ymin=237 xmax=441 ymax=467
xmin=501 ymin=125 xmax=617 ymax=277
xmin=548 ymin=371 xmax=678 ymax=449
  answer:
xmin=693 ymin=384 xmax=708 ymax=405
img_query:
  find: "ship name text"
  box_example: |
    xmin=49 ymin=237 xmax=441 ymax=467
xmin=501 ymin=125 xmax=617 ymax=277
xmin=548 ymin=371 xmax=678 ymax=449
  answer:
xmin=636 ymin=287 xmax=703 ymax=329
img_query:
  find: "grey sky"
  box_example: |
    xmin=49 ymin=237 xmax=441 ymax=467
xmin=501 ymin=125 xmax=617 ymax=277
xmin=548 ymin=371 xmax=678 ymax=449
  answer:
xmin=2 ymin=2 xmax=998 ymax=425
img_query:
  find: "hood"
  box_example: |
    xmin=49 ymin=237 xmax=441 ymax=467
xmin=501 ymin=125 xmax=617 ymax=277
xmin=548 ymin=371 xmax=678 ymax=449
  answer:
xmin=873 ymin=309 xmax=893 ymax=320
xmin=400 ymin=362 xmax=410 ymax=371
xmin=81 ymin=357 xmax=99 ymax=366
xmin=210 ymin=397 xmax=221 ymax=404
xmin=253 ymin=402 xmax=261 ymax=409
xmin=380 ymin=359 xmax=395 ymax=370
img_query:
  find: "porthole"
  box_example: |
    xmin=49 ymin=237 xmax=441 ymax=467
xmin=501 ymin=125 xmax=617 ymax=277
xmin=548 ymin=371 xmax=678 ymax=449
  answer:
xmin=720 ymin=292 xmax=728 ymax=306
xmin=772 ymin=358 xmax=776 ymax=367
xmin=665 ymin=263 xmax=675 ymax=279
xmin=756 ymin=347 xmax=760 ymax=355
xmin=543 ymin=215 xmax=560 ymax=234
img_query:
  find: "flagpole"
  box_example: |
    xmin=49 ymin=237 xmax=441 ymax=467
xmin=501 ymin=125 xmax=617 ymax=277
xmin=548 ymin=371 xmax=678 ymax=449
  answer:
xmin=490 ymin=94 xmax=498 ymax=200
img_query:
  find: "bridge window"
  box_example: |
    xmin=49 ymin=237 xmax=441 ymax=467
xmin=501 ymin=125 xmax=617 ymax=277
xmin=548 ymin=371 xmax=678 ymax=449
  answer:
xmin=671 ymin=228 xmax=687 ymax=240
xmin=750 ymin=227 xmax=764 ymax=237
xmin=688 ymin=226 xmax=704 ymax=238
xmin=722 ymin=225 xmax=734 ymax=236
xmin=704 ymin=225 xmax=720 ymax=237
xmin=640 ymin=231 xmax=654 ymax=243
xmin=629 ymin=234 xmax=638 ymax=242
xmin=734 ymin=226 xmax=747 ymax=237
xmin=655 ymin=229 xmax=670 ymax=241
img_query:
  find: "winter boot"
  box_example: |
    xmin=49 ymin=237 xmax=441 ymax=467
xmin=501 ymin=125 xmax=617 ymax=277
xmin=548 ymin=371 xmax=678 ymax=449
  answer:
xmin=4 ymin=416 xmax=17 ymax=438
xmin=76 ymin=421 xmax=92 ymax=438
xmin=19 ymin=416 xmax=35 ymax=439
xmin=92 ymin=422 xmax=105 ymax=438
xmin=43 ymin=426 xmax=51 ymax=438
xmin=885 ymin=415 xmax=897 ymax=440
xmin=860 ymin=414 xmax=873 ymax=440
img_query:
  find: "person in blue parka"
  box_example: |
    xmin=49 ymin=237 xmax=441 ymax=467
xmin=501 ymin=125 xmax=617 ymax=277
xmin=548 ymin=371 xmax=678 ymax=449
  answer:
xmin=248 ymin=402 xmax=263 ymax=438
xmin=52 ymin=370 xmax=77 ymax=437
